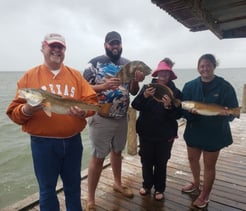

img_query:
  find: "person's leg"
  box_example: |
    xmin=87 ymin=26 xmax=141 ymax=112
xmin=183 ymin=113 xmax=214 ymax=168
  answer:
xmin=31 ymin=136 xmax=60 ymax=211
xmin=111 ymin=116 xmax=127 ymax=189
xmin=154 ymin=140 xmax=173 ymax=194
xmin=60 ymin=134 xmax=83 ymax=211
xmin=87 ymin=156 xmax=104 ymax=206
xmin=86 ymin=115 xmax=111 ymax=207
xmin=182 ymin=146 xmax=202 ymax=192
xmin=111 ymin=116 xmax=133 ymax=198
xmin=197 ymin=150 xmax=220 ymax=201
xmin=111 ymin=150 xmax=133 ymax=198
xmin=110 ymin=150 xmax=122 ymax=187
xmin=139 ymin=137 xmax=154 ymax=190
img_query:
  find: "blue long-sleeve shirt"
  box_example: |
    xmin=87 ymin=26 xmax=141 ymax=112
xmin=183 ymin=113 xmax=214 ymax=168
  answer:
xmin=182 ymin=75 xmax=239 ymax=151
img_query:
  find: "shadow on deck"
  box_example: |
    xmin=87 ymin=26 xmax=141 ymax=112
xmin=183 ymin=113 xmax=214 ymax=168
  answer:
xmin=2 ymin=114 xmax=246 ymax=211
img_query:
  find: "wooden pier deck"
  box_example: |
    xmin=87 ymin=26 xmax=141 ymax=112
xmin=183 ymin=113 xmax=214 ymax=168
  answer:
xmin=2 ymin=114 xmax=246 ymax=211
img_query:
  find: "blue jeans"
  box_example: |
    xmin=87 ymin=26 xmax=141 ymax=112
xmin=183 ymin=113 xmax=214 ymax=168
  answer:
xmin=31 ymin=134 xmax=83 ymax=211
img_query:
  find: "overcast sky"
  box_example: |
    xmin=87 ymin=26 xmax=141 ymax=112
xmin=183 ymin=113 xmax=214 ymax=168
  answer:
xmin=1 ymin=0 xmax=246 ymax=72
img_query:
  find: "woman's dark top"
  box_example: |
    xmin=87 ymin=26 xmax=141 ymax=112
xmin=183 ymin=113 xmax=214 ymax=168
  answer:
xmin=131 ymin=80 xmax=182 ymax=142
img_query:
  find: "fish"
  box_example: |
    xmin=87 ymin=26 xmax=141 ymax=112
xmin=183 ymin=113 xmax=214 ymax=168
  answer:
xmin=116 ymin=60 xmax=152 ymax=83
xmin=18 ymin=88 xmax=111 ymax=117
xmin=181 ymin=101 xmax=241 ymax=118
xmin=147 ymin=83 xmax=181 ymax=107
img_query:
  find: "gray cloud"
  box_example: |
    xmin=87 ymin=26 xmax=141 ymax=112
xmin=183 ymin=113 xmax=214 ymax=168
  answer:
xmin=0 ymin=0 xmax=245 ymax=72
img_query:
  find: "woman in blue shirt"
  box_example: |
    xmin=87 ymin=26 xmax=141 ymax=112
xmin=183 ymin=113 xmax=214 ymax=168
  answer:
xmin=181 ymin=54 xmax=239 ymax=208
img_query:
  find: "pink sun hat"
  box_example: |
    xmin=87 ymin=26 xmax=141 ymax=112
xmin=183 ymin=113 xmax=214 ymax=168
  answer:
xmin=151 ymin=61 xmax=177 ymax=80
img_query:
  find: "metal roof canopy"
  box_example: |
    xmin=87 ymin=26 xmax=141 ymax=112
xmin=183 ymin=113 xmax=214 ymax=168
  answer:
xmin=151 ymin=0 xmax=246 ymax=39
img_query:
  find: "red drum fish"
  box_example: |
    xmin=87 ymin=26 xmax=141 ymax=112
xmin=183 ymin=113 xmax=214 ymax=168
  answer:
xmin=18 ymin=88 xmax=111 ymax=117
xmin=181 ymin=101 xmax=241 ymax=118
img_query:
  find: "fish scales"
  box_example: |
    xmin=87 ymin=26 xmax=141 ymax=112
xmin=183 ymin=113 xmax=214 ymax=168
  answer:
xmin=181 ymin=101 xmax=241 ymax=118
xmin=116 ymin=61 xmax=152 ymax=83
xmin=18 ymin=88 xmax=110 ymax=117
xmin=148 ymin=83 xmax=181 ymax=107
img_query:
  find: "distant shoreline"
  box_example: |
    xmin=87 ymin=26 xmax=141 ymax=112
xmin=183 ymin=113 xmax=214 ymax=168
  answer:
xmin=0 ymin=67 xmax=245 ymax=72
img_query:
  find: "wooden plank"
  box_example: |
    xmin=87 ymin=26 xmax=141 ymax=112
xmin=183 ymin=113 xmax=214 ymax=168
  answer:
xmin=2 ymin=114 xmax=246 ymax=211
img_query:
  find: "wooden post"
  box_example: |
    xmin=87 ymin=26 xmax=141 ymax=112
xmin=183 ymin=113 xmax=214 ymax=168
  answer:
xmin=242 ymin=84 xmax=246 ymax=113
xmin=127 ymin=107 xmax=138 ymax=155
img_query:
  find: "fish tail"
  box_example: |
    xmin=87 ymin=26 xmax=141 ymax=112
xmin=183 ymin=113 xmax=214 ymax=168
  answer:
xmin=98 ymin=103 xmax=112 ymax=117
xmin=231 ymin=107 xmax=241 ymax=118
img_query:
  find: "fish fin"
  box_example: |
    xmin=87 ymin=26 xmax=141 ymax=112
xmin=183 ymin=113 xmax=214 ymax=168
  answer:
xmin=42 ymin=102 xmax=52 ymax=117
xmin=98 ymin=103 xmax=112 ymax=117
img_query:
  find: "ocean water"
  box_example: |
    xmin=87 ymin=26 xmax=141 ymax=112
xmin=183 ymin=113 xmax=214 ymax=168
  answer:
xmin=0 ymin=68 xmax=245 ymax=209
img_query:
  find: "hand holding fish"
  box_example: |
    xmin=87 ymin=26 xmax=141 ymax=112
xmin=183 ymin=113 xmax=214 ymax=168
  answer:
xmin=162 ymin=94 xmax=172 ymax=109
xmin=22 ymin=103 xmax=44 ymax=116
xmin=218 ymin=107 xmax=231 ymax=116
xmin=69 ymin=106 xmax=87 ymax=117
xmin=147 ymin=83 xmax=181 ymax=107
xmin=143 ymin=87 xmax=155 ymax=98
xmin=188 ymin=107 xmax=199 ymax=114
xmin=181 ymin=101 xmax=241 ymax=118
xmin=18 ymin=88 xmax=107 ymax=117
xmin=104 ymin=77 xmax=120 ymax=90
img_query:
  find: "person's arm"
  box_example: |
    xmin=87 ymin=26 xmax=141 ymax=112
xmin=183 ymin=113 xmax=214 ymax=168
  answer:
xmin=6 ymin=72 xmax=44 ymax=124
xmin=131 ymin=85 xmax=155 ymax=111
xmin=83 ymin=62 xmax=122 ymax=93
xmin=181 ymin=82 xmax=198 ymax=121
xmin=91 ymin=77 xmax=120 ymax=93
xmin=220 ymin=81 xmax=239 ymax=121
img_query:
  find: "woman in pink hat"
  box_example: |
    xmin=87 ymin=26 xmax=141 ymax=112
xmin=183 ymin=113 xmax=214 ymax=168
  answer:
xmin=131 ymin=58 xmax=182 ymax=201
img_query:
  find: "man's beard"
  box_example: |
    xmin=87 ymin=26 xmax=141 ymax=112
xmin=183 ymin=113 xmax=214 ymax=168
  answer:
xmin=105 ymin=48 xmax=122 ymax=63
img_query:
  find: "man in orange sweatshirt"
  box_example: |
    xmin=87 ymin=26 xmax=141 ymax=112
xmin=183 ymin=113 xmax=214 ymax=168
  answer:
xmin=6 ymin=33 xmax=97 ymax=211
